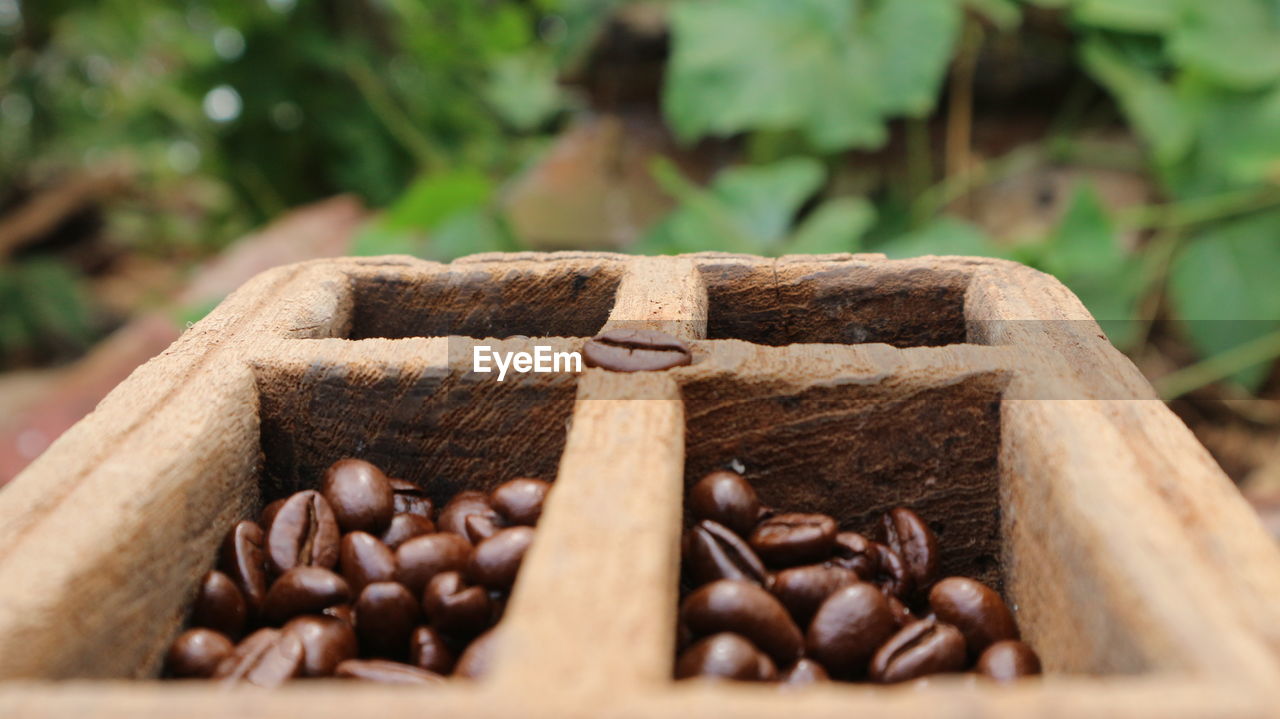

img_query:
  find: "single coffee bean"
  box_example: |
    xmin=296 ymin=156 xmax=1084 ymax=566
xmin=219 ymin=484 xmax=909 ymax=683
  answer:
xmin=929 ymin=577 xmax=1018 ymax=656
xmin=487 ymin=589 xmax=508 ymax=624
xmin=262 ymin=567 xmax=351 ymax=625
xmin=582 ymin=328 xmax=693 ymax=372
xmin=323 ymin=459 xmax=395 ymax=534
xmin=749 ymin=513 xmax=838 ymax=567
xmin=423 ymin=571 xmax=492 ymax=636
xmin=489 ymin=478 xmax=551 ymax=526
xmin=282 ymin=615 xmax=358 ymax=677
xmin=688 ymin=471 xmax=760 ymax=537
xmin=869 ymin=617 xmax=967 ymax=683
xmin=190 ymin=570 xmax=247 ymax=638
xmin=334 ymin=658 xmax=445 ymax=684
xmin=882 ymin=508 xmax=940 ymax=592
xmin=388 ymin=478 xmax=435 ymax=520
xmin=218 ymin=520 xmax=268 ymax=613
xmin=675 ymin=633 xmax=776 ymax=681
xmin=886 ymin=595 xmax=914 ymax=628
xmin=780 ymin=658 xmax=829 ymax=685
xmin=167 ymin=628 xmax=233 ymax=678
xmin=381 ymin=513 xmax=436 ymax=550
xmin=394 ymin=532 xmax=472 ymax=595
xmin=468 ymin=527 xmax=534 ymax=591
xmin=338 ymin=531 xmax=397 ymax=593
xmin=454 ymin=627 xmax=500 ymax=679
xmin=324 ymin=604 xmax=355 ymax=626
xmin=354 ymin=581 xmax=420 ymax=658
xmin=684 ymin=520 xmax=767 ymax=587
xmin=680 ymin=579 xmax=803 ymax=665
xmin=767 ymin=563 xmax=860 ymax=627
xmin=438 ymin=491 xmax=505 ymax=544
xmin=976 ymin=639 xmax=1041 ymax=682
xmin=214 ymin=628 xmax=303 ymax=687
xmin=260 ymin=499 xmax=286 ymax=532
xmin=266 ymin=490 xmax=340 ymax=575
xmin=806 ymin=583 xmax=898 ymax=678
xmin=409 ymin=625 xmax=456 ymax=674
xmin=831 ymin=531 xmax=878 ymax=579
xmin=869 ymin=542 xmax=913 ymax=599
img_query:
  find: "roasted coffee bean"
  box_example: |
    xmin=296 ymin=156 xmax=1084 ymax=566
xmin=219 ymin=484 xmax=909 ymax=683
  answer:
xmin=191 ymin=570 xmax=247 ymax=638
xmin=582 ymin=328 xmax=693 ymax=372
xmin=438 ymin=491 xmax=505 ymax=544
xmin=749 ymin=513 xmax=837 ymax=567
xmin=882 ymin=508 xmax=940 ymax=592
xmin=334 ymin=658 xmax=445 ymax=684
xmin=768 ymin=563 xmax=860 ymax=627
xmin=260 ymin=499 xmax=286 ymax=531
xmin=688 ymin=470 xmax=760 ymax=537
xmin=323 ymin=459 xmax=395 ymax=534
xmin=455 ymin=627 xmax=500 ymax=679
xmin=262 ymin=567 xmax=351 ymax=624
xmin=283 ymin=615 xmax=358 ymax=677
xmin=929 ymin=577 xmax=1018 ymax=655
xmin=468 ymin=526 xmax=534 ymax=590
xmin=780 ymin=658 xmax=829 ymax=685
xmin=381 ymin=513 xmax=436 ymax=550
xmin=684 ymin=520 xmax=767 ymax=586
xmin=167 ymin=628 xmax=233 ymax=678
xmin=215 ymin=628 xmax=303 ymax=687
xmin=869 ymin=542 xmax=913 ymax=599
xmin=831 ymin=532 xmax=878 ymax=579
xmin=324 ymin=604 xmax=355 ymax=626
xmin=266 ymin=491 xmax=340 ymax=575
xmin=354 ymin=581 xmax=420 ymax=658
xmin=806 ymin=583 xmax=898 ymax=678
xmin=388 ymin=478 xmax=435 ymax=520
xmin=489 ymin=478 xmax=551 ymax=526
xmin=218 ymin=520 xmax=268 ymax=612
xmin=423 ymin=571 xmax=492 ymax=636
xmin=869 ymin=617 xmax=967 ymax=683
xmin=886 ymin=595 xmax=914 ymax=628
xmin=680 ymin=579 xmax=803 ymax=665
xmin=339 ymin=532 xmax=397 ymax=593
xmin=394 ymin=532 xmax=472 ymax=595
xmin=675 ymin=633 xmax=776 ymax=681
xmin=409 ymin=625 xmax=457 ymax=674
xmin=976 ymin=640 xmax=1041 ymax=682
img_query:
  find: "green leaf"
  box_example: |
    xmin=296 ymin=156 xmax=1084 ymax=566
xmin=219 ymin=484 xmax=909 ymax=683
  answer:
xmin=381 ymin=169 xmax=494 ymax=232
xmin=1080 ymin=37 xmax=1196 ymax=167
xmin=424 ymin=209 xmax=520 ymax=261
xmin=1073 ymin=0 xmax=1180 ymax=32
xmin=1168 ymin=0 xmax=1280 ymax=90
xmin=878 ymin=217 xmax=1010 ymax=259
xmin=869 ymin=0 xmax=963 ymax=116
xmin=782 ymin=197 xmax=876 ymax=254
xmin=484 ymin=52 xmax=567 ymax=131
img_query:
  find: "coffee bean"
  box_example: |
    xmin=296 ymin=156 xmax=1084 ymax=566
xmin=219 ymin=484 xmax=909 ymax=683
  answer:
xmin=830 ymin=531 xmax=877 ymax=579
xmin=454 ymin=627 xmax=500 ymax=679
xmin=423 ymin=571 xmax=492 ymax=636
xmin=675 ymin=633 xmax=776 ymax=681
xmin=749 ymin=513 xmax=837 ymax=567
xmin=806 ymin=583 xmax=897 ymax=678
xmin=464 ymin=514 xmax=504 ymax=543
xmin=928 ymin=577 xmax=1018 ymax=656
xmin=438 ymin=492 xmax=505 ymax=544
xmin=260 ymin=499 xmax=286 ymax=532
xmin=388 ymin=478 xmax=435 ymax=520
xmin=381 ymin=513 xmax=436 ymax=550
xmin=684 ymin=520 xmax=767 ymax=587
xmin=780 ymin=658 xmax=829 ymax=685
xmin=394 ymin=532 xmax=472 ymax=595
xmin=167 ymin=628 xmax=233 ymax=678
xmin=869 ymin=617 xmax=966 ymax=683
xmin=409 ymin=625 xmax=456 ymax=675
xmin=886 ymin=595 xmax=914 ymax=628
xmin=262 ymin=567 xmax=351 ymax=625
xmin=334 ymin=658 xmax=445 ymax=684
xmin=218 ymin=520 xmax=268 ymax=613
xmin=767 ymin=564 xmax=860 ymax=627
xmin=339 ymin=532 xmax=397 ymax=593
xmin=191 ymin=570 xmax=247 ymax=638
xmin=489 ymin=478 xmax=551 ymax=526
xmin=882 ymin=508 xmax=940 ymax=592
xmin=354 ymin=581 xmax=420 ymax=658
xmin=468 ymin=527 xmax=534 ymax=591
xmin=266 ymin=491 xmax=340 ymax=575
xmin=869 ymin=542 xmax=913 ymax=599
xmin=680 ymin=579 xmax=803 ymax=665
xmin=976 ymin=639 xmax=1041 ymax=681
xmin=324 ymin=604 xmax=355 ymax=626
xmin=323 ymin=459 xmax=395 ymax=534
xmin=215 ymin=628 xmax=303 ymax=687
xmin=688 ymin=471 xmax=760 ymax=537
xmin=282 ymin=615 xmax=358 ymax=677
xmin=582 ymin=328 xmax=693 ymax=372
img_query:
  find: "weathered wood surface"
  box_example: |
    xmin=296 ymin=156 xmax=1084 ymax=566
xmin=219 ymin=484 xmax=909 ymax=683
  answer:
xmin=0 ymin=252 xmax=1277 ymax=717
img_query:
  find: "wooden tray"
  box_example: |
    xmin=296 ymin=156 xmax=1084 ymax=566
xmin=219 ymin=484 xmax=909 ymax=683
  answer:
xmin=1 ymin=252 xmax=1278 ymax=718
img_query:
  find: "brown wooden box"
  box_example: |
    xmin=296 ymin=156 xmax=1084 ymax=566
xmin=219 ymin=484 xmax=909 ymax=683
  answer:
xmin=1 ymin=252 xmax=1279 ymax=718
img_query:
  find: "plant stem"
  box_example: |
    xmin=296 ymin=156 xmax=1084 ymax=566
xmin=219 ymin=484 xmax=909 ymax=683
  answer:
xmin=344 ymin=53 xmax=446 ymax=172
xmin=1118 ymin=187 xmax=1280 ymax=231
xmin=1155 ymin=328 xmax=1280 ymax=399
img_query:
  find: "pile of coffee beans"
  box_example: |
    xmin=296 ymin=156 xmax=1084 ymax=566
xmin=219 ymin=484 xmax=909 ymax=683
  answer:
xmin=677 ymin=470 xmax=1041 ymax=685
xmin=165 ymin=458 xmax=549 ymax=686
